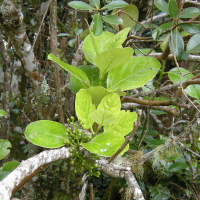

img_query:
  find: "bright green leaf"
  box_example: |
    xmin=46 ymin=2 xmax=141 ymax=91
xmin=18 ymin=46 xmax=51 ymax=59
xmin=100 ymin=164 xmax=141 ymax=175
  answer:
xmin=168 ymin=162 xmax=189 ymax=172
xmin=169 ymin=28 xmax=184 ymax=60
xmin=82 ymin=132 xmax=129 ymax=157
xmin=186 ymin=33 xmax=200 ymax=53
xmin=48 ymin=53 xmax=90 ymax=86
xmin=75 ymin=89 xmax=95 ymax=129
xmin=93 ymin=14 xmax=103 ymax=36
xmin=195 ymin=100 xmax=200 ymax=105
xmin=82 ymin=31 xmax=114 ymax=65
xmin=154 ymin=0 xmax=169 ymax=14
xmin=97 ymin=93 xmax=121 ymax=116
xmin=68 ymin=38 xmax=77 ymax=47
xmin=68 ymin=1 xmax=95 ymax=10
xmin=102 ymin=1 xmax=128 ymax=10
xmin=0 ymin=161 xmax=20 ymax=181
xmin=109 ymin=27 xmax=130 ymax=48
xmin=0 ymin=110 xmax=7 ymax=117
xmin=0 ymin=139 xmax=12 ymax=160
xmin=135 ymin=48 xmax=156 ymax=55
xmin=104 ymin=111 xmax=137 ymax=136
xmin=168 ymin=0 xmax=178 ymax=18
xmin=150 ymin=185 xmax=171 ymax=200
xmin=91 ymin=110 xmax=117 ymax=126
xmin=102 ymin=15 xmax=123 ymax=25
xmin=89 ymin=0 xmax=99 ymax=8
xmin=180 ymin=23 xmax=200 ymax=34
xmin=152 ymin=27 xmax=163 ymax=41
xmin=179 ymin=7 xmax=200 ymax=18
xmin=95 ymin=48 xmax=133 ymax=76
xmin=86 ymin=86 xmax=125 ymax=107
xmin=25 ymin=120 xmax=68 ymax=148
xmin=107 ymin=56 xmax=161 ymax=91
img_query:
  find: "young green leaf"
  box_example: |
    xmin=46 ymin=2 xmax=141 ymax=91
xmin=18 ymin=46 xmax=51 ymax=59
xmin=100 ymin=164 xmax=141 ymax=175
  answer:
xmin=102 ymin=15 xmax=123 ymax=25
xmin=0 ymin=139 xmax=12 ymax=160
xmin=150 ymin=186 xmax=171 ymax=199
xmin=75 ymin=89 xmax=95 ymax=129
xmin=95 ymin=47 xmax=133 ymax=76
xmin=168 ymin=0 xmax=178 ymax=18
xmin=25 ymin=120 xmax=68 ymax=148
xmin=168 ymin=162 xmax=189 ymax=172
xmin=70 ymin=65 xmax=106 ymax=94
xmin=104 ymin=111 xmax=137 ymax=136
xmin=186 ymin=33 xmax=200 ymax=53
xmin=102 ymin=1 xmax=128 ymax=10
xmin=0 ymin=161 xmax=20 ymax=181
xmin=107 ymin=56 xmax=161 ymax=91
xmin=179 ymin=7 xmax=200 ymax=18
xmin=97 ymin=93 xmax=121 ymax=116
xmin=109 ymin=27 xmax=131 ymax=48
xmin=82 ymin=31 xmax=114 ymax=65
xmin=48 ymin=53 xmax=90 ymax=86
xmin=89 ymin=0 xmax=99 ymax=9
xmin=82 ymin=132 xmax=129 ymax=157
xmin=169 ymin=28 xmax=184 ymax=60
xmin=91 ymin=110 xmax=117 ymax=126
xmin=93 ymin=13 xmax=103 ymax=36
xmin=152 ymin=27 xmax=163 ymax=41
xmin=0 ymin=110 xmax=6 ymax=117
xmin=68 ymin=38 xmax=77 ymax=47
xmin=68 ymin=1 xmax=95 ymax=10
xmin=154 ymin=0 xmax=169 ymax=14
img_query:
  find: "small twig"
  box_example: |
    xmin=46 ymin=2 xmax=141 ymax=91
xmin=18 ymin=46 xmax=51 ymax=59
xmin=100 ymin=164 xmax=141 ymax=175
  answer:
xmin=90 ymin=183 xmax=93 ymax=200
xmin=108 ymin=178 xmax=114 ymax=200
xmin=32 ymin=0 xmax=51 ymax=49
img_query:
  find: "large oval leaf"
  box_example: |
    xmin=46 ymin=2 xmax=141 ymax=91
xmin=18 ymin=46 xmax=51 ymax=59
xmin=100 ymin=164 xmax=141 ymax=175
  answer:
xmin=107 ymin=56 xmax=161 ymax=91
xmin=0 ymin=161 xmax=20 ymax=181
xmin=168 ymin=67 xmax=200 ymax=99
xmin=25 ymin=120 xmax=68 ymax=148
xmin=97 ymin=93 xmax=121 ymax=116
xmin=186 ymin=34 xmax=200 ymax=53
xmin=82 ymin=132 xmax=129 ymax=157
xmin=91 ymin=110 xmax=117 ymax=126
xmin=121 ymin=5 xmax=139 ymax=29
xmin=68 ymin=1 xmax=95 ymax=10
xmin=48 ymin=54 xmax=90 ymax=86
xmin=89 ymin=0 xmax=99 ymax=8
xmin=0 ymin=139 xmax=12 ymax=160
xmin=95 ymin=48 xmax=133 ymax=75
xmin=75 ymin=89 xmax=95 ymax=129
xmin=104 ymin=111 xmax=137 ymax=136
xmin=168 ymin=162 xmax=189 ymax=172
xmin=179 ymin=7 xmax=200 ymax=18
xmin=82 ymin=31 xmax=114 ymax=65
xmin=169 ymin=28 xmax=184 ymax=60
